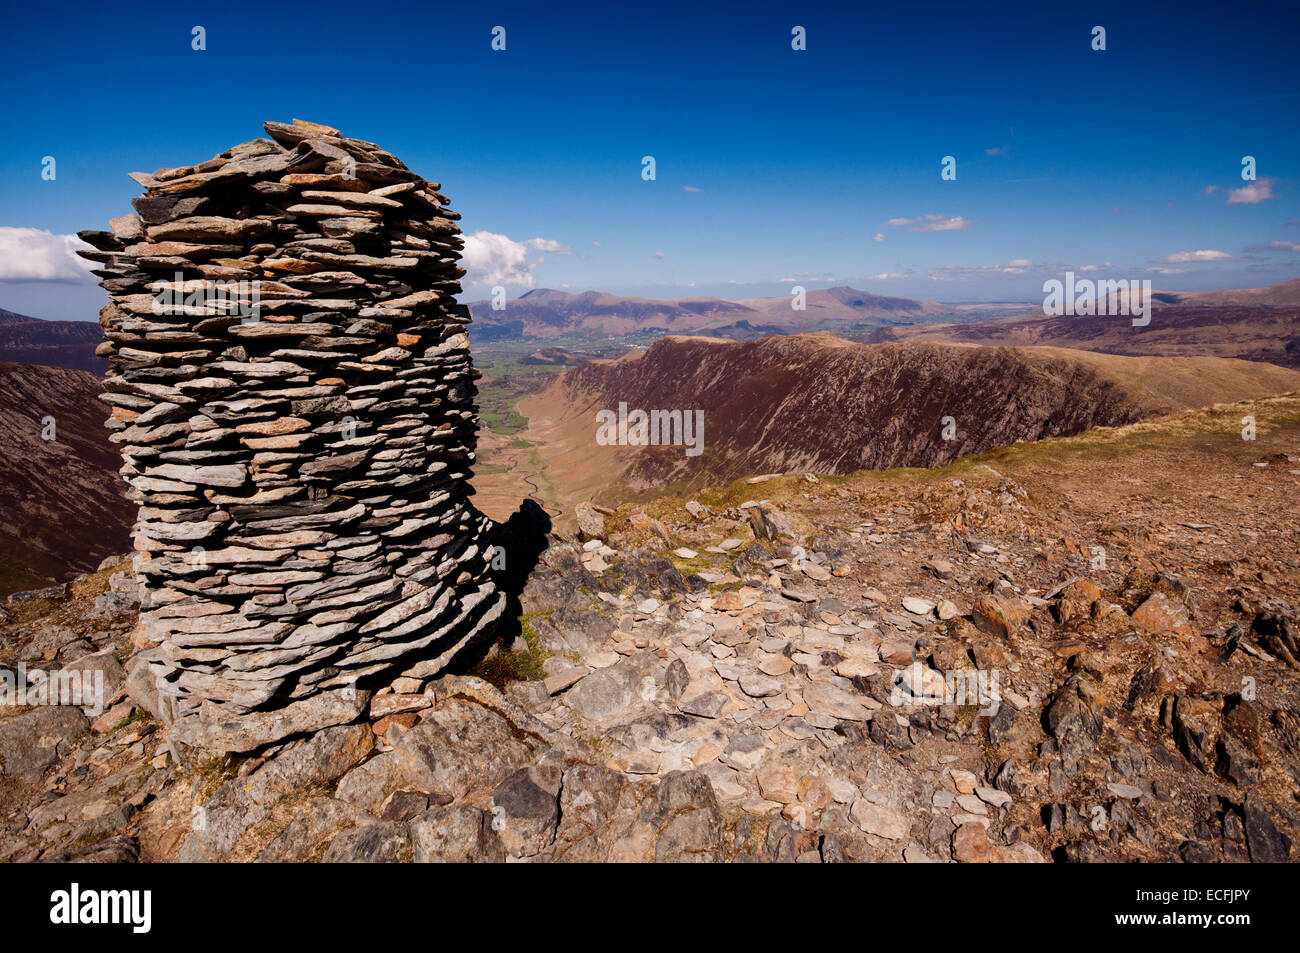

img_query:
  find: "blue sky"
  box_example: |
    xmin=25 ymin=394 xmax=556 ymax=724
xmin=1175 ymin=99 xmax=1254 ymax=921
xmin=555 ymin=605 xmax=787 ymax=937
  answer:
xmin=1 ymin=0 xmax=1297 ymax=321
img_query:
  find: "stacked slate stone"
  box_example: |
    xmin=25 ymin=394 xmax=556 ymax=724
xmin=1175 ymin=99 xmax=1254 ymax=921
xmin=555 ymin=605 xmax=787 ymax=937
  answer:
xmin=76 ymin=119 xmax=505 ymax=752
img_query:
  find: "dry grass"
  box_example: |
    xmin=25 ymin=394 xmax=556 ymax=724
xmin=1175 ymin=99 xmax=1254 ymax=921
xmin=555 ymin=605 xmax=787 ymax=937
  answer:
xmin=603 ymin=394 xmax=1300 ymax=542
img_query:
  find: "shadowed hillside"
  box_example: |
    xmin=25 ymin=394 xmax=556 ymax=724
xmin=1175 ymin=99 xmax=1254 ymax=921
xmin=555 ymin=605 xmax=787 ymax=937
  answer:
xmin=0 ymin=362 xmax=131 ymax=595
xmin=514 ymin=333 xmax=1300 ymax=515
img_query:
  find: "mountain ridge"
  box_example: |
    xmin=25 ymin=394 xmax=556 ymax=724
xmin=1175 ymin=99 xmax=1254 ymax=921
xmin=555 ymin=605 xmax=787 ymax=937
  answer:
xmin=468 ymin=285 xmax=948 ymax=339
xmin=511 ymin=332 xmax=1300 ymax=518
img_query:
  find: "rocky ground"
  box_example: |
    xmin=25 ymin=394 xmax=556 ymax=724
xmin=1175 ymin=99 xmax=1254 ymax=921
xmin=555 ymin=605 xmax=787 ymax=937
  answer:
xmin=2 ymin=394 xmax=1298 ymax=862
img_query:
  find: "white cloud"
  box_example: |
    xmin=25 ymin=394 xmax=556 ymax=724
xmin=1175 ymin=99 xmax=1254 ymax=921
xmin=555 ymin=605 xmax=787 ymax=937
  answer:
xmin=591 ymin=240 xmax=602 ymax=247
xmin=653 ymin=251 xmax=665 ymax=259
xmin=461 ymin=231 xmax=538 ymax=287
xmin=911 ymin=214 xmax=970 ymax=232
xmin=873 ymin=232 xmax=885 ymax=243
xmin=885 ymin=214 xmax=970 ymax=232
xmin=1158 ymin=249 xmax=1236 ymax=263
xmin=926 ymin=258 xmax=1035 ymax=280
xmin=1204 ymin=185 xmax=1218 ymax=195
xmin=868 ymin=273 xmax=906 ymax=280
xmin=783 ymin=271 xmax=838 ymax=282
xmin=0 ymin=227 xmax=96 ymax=281
xmin=1147 ymin=266 xmax=1187 ymax=275
xmin=1226 ymin=177 xmax=1277 ymax=205
xmin=460 ymin=232 xmax=573 ymax=286
xmin=1269 ymin=240 xmax=1300 ymax=252
xmin=683 ymin=185 xmax=702 ymax=192
xmin=523 ymin=237 xmax=574 ymax=256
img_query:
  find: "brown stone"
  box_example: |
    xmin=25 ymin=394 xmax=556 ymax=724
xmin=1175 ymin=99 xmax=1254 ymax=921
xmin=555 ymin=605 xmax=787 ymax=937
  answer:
xmin=952 ymin=822 xmax=991 ymax=862
xmin=1055 ymin=579 xmax=1102 ymax=625
xmin=1131 ymin=592 xmax=1193 ymax=641
xmin=372 ymin=712 xmax=420 ymax=738
xmin=972 ymin=594 xmax=1030 ymax=639
xmin=370 ymin=693 xmax=433 ymax=719
xmin=756 ymin=761 xmax=800 ymax=804
xmin=713 ymin=592 xmax=744 ymax=612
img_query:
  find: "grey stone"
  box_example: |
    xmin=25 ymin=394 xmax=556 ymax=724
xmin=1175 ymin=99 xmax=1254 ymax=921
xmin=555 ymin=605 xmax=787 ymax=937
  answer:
xmin=680 ymin=691 xmax=728 ymax=718
xmin=410 ymin=805 xmax=504 ymax=862
xmin=256 ymin=797 xmax=372 ymax=862
xmin=180 ymin=724 xmax=374 ymax=861
xmin=0 ymin=708 xmax=89 ymax=780
xmin=490 ymin=764 xmax=562 ymax=858
xmin=738 ymin=672 xmax=784 ymax=698
xmin=390 ymin=699 xmax=539 ymax=804
xmin=562 ymin=662 xmax=644 ymax=723
xmin=803 ymin=681 xmax=871 ymax=721
xmin=169 ymin=687 xmax=371 ymax=753
xmin=322 ymin=822 xmax=413 ymax=862
xmin=644 ymin=770 xmax=724 ymax=862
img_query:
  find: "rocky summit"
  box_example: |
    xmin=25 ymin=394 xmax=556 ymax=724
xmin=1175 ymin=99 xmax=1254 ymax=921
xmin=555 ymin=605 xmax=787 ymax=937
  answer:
xmin=0 ymin=394 xmax=1296 ymax=863
xmin=73 ymin=120 xmax=505 ymax=755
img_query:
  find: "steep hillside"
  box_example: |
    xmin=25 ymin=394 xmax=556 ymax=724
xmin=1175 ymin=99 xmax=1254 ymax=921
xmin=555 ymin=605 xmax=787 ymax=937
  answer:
xmin=0 ymin=362 xmax=131 ymax=596
xmin=514 ymin=334 xmax=1300 ymax=514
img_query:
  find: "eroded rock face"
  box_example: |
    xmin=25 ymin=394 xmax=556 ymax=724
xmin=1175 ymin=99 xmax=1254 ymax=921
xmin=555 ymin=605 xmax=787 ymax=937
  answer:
xmin=78 ymin=120 xmax=505 ymax=753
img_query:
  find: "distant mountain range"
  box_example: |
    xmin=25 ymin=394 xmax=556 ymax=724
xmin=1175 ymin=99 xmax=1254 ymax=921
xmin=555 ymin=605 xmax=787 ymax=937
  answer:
xmin=467 ymin=286 xmax=950 ymax=339
xmin=4 ymin=277 xmax=1296 ymax=367
xmin=466 ymin=279 xmax=1300 ymax=342
xmin=0 ymin=307 xmax=106 ymax=373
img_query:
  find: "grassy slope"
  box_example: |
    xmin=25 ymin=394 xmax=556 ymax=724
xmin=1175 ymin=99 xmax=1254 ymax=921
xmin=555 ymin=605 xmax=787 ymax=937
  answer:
xmin=609 ymin=393 xmax=1300 ymax=539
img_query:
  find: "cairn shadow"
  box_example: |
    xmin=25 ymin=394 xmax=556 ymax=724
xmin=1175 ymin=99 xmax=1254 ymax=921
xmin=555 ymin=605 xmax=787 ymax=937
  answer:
xmin=448 ymin=498 xmax=553 ymax=673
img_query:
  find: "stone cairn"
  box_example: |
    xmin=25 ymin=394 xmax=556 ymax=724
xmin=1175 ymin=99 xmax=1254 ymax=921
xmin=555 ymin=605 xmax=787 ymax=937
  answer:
xmin=76 ymin=120 xmax=505 ymax=753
